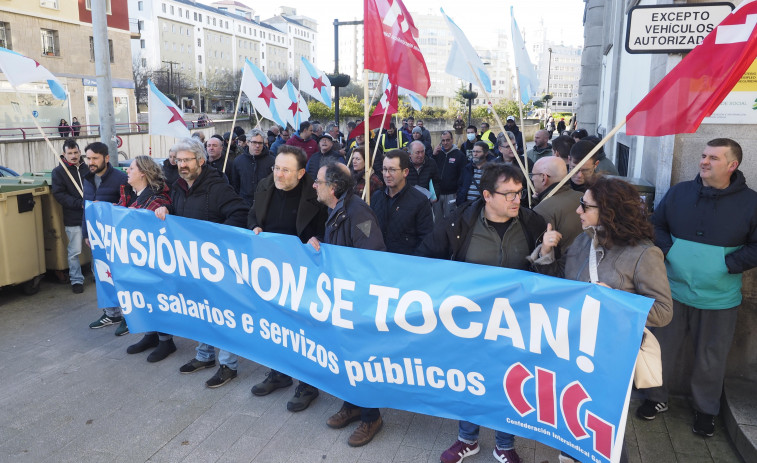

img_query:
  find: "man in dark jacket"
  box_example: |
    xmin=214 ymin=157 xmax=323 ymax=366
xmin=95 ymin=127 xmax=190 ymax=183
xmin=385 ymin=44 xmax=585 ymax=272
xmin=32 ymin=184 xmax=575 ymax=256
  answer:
xmin=407 ymin=140 xmax=440 ymax=194
xmin=371 ymin=150 xmax=433 ymax=255
xmin=638 ymin=138 xmax=757 ymax=438
xmin=457 ymin=141 xmax=495 ymax=206
xmin=231 ymin=128 xmax=275 ymax=206
xmin=269 ymin=128 xmax=289 ymax=154
xmin=421 ymin=163 xmax=545 ymax=463
xmin=504 ymin=116 xmax=525 ymax=155
xmin=432 ymin=130 xmax=465 ymax=220
xmin=305 ymin=134 xmax=345 ymax=180
xmin=51 ymin=138 xmax=88 ymax=293
xmin=247 ymin=145 xmax=327 ymax=412
xmin=206 ymin=134 xmax=234 ymax=181
xmin=286 ymin=121 xmax=318 ymax=159
xmin=82 ymin=142 xmax=129 ymax=334
xmin=311 ymin=162 xmax=386 ymax=447
xmin=154 ymin=137 xmax=249 ymax=389
xmin=162 ymin=146 xmax=180 ymax=188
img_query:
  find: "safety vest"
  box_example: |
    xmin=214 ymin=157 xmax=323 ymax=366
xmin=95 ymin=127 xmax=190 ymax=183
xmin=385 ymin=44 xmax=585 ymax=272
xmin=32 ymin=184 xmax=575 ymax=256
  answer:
xmin=380 ymin=131 xmax=406 ymax=151
xmin=481 ymin=130 xmax=495 ymax=149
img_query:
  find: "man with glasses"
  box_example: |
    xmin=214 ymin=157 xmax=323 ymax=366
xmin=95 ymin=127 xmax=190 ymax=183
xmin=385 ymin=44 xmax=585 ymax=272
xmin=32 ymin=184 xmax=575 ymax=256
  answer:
xmin=568 ymin=140 xmax=600 ymax=193
xmin=457 ymin=141 xmax=495 ymax=206
xmin=419 ymin=162 xmax=545 ymax=463
xmin=247 ymin=145 xmax=327 ymax=412
xmin=531 ymin=156 xmax=583 ymax=251
xmin=494 ymin=132 xmax=533 ymax=172
xmin=154 ymin=137 xmax=248 ymax=389
xmin=231 ymin=129 xmax=275 ymax=206
xmin=370 ymin=150 xmax=433 ymax=255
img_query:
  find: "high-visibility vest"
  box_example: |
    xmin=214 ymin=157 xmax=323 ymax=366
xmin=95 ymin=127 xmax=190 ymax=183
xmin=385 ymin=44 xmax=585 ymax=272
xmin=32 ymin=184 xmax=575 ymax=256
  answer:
xmin=481 ymin=130 xmax=495 ymax=149
xmin=380 ymin=131 xmax=406 ymax=151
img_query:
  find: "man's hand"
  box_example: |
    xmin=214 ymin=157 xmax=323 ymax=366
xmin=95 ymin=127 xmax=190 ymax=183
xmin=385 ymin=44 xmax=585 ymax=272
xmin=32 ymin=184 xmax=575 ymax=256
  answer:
xmin=155 ymin=206 xmax=169 ymax=221
xmin=308 ymin=236 xmax=321 ymax=252
xmin=539 ymin=223 xmax=563 ymax=257
xmin=85 ymin=238 xmax=90 ymax=248
xmin=253 ymin=227 xmax=263 ymax=235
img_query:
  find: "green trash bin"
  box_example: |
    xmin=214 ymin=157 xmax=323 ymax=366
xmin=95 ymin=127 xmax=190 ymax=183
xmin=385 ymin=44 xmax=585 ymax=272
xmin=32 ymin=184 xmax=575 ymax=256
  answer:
xmin=20 ymin=172 xmax=92 ymax=277
xmin=0 ymin=181 xmax=47 ymax=294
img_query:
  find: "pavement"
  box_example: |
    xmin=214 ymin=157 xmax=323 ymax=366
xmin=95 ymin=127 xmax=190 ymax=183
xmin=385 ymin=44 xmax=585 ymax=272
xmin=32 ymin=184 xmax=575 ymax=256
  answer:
xmin=0 ymin=275 xmax=744 ymax=463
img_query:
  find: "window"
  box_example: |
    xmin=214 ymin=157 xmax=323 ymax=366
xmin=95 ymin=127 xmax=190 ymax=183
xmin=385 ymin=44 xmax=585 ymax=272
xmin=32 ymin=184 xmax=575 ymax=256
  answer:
xmin=186 ymin=29 xmax=190 ymax=37
xmin=170 ymin=5 xmax=174 ymax=14
xmin=178 ymin=8 xmax=182 ymax=16
xmin=140 ymin=39 xmax=145 ymax=49
xmin=138 ymin=20 xmax=144 ymax=31
xmin=194 ymin=12 xmax=197 ymax=21
xmin=41 ymin=29 xmax=59 ymax=56
xmin=141 ymin=58 xmax=147 ymax=67
xmin=162 ymin=3 xmax=166 ymax=13
xmin=213 ymin=18 xmax=216 ymax=26
xmin=0 ymin=23 xmax=11 ymax=50
xmin=198 ymin=14 xmax=202 ymax=22
xmin=137 ymin=1 xmax=143 ymax=11
xmin=199 ymin=71 xmax=202 ymax=80
xmin=186 ymin=11 xmax=189 ymax=19
xmin=197 ymin=38 xmax=201 ymax=47
xmin=171 ymin=25 xmax=175 ymax=33
xmin=88 ymin=37 xmax=114 ymax=63
xmin=40 ymin=0 xmax=58 ymax=8
xmin=85 ymin=0 xmax=112 ymax=14
xmin=198 ymin=55 xmax=202 ymax=63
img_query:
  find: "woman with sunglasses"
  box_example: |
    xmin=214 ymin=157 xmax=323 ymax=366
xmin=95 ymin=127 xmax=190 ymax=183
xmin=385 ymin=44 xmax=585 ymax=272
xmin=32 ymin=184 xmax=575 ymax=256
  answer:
xmin=529 ymin=177 xmax=673 ymax=463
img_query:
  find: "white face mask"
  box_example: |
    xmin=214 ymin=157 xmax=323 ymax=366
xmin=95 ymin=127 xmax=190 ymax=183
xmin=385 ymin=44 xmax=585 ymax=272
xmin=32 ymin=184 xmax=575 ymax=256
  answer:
xmin=467 ymin=133 xmax=476 ymax=142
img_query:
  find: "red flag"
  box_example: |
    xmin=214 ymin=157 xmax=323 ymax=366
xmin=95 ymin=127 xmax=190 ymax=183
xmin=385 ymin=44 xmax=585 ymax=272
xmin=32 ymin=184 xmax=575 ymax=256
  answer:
xmin=364 ymin=0 xmax=431 ymax=97
xmin=349 ymin=82 xmax=398 ymax=139
xmin=626 ymin=1 xmax=757 ymax=136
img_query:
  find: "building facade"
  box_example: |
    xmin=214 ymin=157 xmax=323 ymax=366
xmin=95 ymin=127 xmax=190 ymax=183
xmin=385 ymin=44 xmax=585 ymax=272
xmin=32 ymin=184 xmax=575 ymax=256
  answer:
xmin=0 ymin=0 xmax=136 ymax=133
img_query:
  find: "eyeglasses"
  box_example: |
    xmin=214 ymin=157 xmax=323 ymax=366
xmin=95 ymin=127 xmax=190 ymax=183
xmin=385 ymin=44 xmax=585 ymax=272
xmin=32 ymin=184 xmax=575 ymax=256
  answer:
xmin=250 ymin=141 xmax=264 ymax=145
xmin=579 ymin=197 xmax=599 ymax=211
xmin=272 ymin=166 xmax=295 ymax=175
xmin=313 ymin=179 xmax=330 ymax=186
xmin=528 ymin=172 xmax=549 ymax=179
xmin=491 ymin=190 xmax=524 ymax=201
xmin=382 ymin=167 xmax=402 ymax=173
xmin=175 ymin=158 xmax=196 ymax=165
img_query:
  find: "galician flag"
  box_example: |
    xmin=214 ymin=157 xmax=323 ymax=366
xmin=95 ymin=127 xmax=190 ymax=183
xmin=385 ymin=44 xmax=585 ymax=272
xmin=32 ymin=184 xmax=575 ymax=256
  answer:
xmin=147 ymin=79 xmax=190 ymax=139
xmin=441 ymin=8 xmax=492 ymax=93
xmin=510 ymin=7 xmax=540 ymax=104
xmin=276 ymin=80 xmax=310 ymax=129
xmin=299 ymin=57 xmax=331 ymax=107
xmin=0 ymin=47 xmax=66 ymax=99
xmin=241 ymin=59 xmax=286 ymax=127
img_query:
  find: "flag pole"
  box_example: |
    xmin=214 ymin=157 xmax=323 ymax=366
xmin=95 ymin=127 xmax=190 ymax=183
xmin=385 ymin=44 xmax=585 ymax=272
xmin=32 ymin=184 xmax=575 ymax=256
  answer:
xmin=465 ymin=63 xmax=534 ymax=204
xmin=363 ymin=69 xmax=371 ymax=205
xmin=253 ymin=108 xmax=262 ymax=129
xmin=223 ymin=84 xmax=244 ymax=173
xmin=545 ymin=117 xmax=627 ymax=200
xmin=16 ymin=92 xmax=83 ymax=197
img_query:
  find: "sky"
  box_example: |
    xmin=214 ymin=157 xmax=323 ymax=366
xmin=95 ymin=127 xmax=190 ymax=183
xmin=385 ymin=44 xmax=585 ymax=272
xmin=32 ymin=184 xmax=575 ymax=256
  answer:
xmin=233 ymin=0 xmax=586 ymax=70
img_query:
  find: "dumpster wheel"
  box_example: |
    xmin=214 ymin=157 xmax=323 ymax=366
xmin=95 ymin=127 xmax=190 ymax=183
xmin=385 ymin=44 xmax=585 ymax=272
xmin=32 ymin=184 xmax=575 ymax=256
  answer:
xmin=22 ymin=275 xmax=42 ymax=295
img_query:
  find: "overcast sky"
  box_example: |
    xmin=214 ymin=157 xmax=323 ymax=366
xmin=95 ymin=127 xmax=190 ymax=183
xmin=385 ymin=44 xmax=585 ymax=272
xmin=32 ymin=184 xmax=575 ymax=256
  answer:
xmin=227 ymin=0 xmax=586 ymax=69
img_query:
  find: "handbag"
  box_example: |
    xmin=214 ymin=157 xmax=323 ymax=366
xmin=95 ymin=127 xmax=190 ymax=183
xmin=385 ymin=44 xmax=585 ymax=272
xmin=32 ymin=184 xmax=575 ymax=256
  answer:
xmin=634 ymin=328 xmax=663 ymax=388
xmin=587 ymin=236 xmax=663 ymax=389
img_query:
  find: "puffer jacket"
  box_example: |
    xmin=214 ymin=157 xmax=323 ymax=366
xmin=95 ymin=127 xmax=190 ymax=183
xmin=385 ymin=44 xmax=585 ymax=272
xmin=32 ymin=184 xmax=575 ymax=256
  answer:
xmin=169 ymin=165 xmax=247 ymax=227
xmin=51 ymin=156 xmax=88 ymax=226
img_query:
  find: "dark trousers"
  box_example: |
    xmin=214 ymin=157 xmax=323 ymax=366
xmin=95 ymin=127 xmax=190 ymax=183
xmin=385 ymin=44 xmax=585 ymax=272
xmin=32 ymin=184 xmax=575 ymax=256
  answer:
xmin=644 ymin=300 xmax=739 ymax=415
xmin=343 ymin=401 xmax=380 ymax=422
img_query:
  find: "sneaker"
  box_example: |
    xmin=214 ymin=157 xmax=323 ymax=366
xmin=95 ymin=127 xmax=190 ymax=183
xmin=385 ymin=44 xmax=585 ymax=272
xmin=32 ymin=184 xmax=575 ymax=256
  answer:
xmin=89 ymin=312 xmax=122 ymax=329
xmin=147 ymin=339 xmax=177 ymax=363
xmin=327 ymin=404 xmax=362 ymax=429
xmin=440 ymin=439 xmax=480 ymax=463
xmin=347 ymin=416 xmax=383 ymax=447
xmin=114 ymin=319 xmax=129 ymax=336
xmin=692 ymin=411 xmax=715 ymax=437
xmin=126 ymin=333 xmax=159 ymax=354
xmin=251 ymin=370 xmax=293 ymax=396
xmin=205 ymin=365 xmax=237 ymax=388
xmin=493 ymin=447 xmax=521 ymax=463
xmin=72 ymin=284 xmax=84 ymax=294
xmin=636 ymin=400 xmax=668 ymax=420
xmin=179 ymin=358 xmax=216 ymax=374
xmin=286 ymin=383 xmax=319 ymax=412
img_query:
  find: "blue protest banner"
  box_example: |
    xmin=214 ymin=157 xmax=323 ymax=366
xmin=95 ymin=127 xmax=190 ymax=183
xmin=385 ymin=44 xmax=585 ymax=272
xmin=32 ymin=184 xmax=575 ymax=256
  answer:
xmin=85 ymin=201 xmax=652 ymax=462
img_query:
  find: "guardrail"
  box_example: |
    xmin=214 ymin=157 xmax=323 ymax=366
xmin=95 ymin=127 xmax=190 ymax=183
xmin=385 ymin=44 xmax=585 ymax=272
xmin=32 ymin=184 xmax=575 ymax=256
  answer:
xmin=0 ymin=119 xmax=213 ymax=140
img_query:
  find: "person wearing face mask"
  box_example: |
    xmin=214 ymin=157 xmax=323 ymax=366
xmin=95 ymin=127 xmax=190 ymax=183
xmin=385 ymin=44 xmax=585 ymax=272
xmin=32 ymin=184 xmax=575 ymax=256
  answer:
xmin=461 ymin=125 xmax=479 ymax=154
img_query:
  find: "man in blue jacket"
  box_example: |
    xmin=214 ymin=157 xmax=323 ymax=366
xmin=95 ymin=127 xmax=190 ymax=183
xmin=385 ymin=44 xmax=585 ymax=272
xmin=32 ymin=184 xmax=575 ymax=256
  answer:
xmin=82 ymin=142 xmax=128 ymax=335
xmin=638 ymin=138 xmax=757 ymax=438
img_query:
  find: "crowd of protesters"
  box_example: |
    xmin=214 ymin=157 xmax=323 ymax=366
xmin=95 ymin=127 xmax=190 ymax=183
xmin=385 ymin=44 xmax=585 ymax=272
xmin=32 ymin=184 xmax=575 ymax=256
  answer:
xmin=50 ymin=113 xmax=757 ymax=462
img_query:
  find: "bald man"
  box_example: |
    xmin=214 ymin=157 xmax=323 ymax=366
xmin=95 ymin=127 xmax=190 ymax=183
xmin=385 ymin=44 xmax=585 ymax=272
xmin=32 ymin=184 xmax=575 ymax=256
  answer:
xmin=527 ymin=129 xmax=553 ymax=163
xmin=531 ymin=156 xmax=584 ymax=251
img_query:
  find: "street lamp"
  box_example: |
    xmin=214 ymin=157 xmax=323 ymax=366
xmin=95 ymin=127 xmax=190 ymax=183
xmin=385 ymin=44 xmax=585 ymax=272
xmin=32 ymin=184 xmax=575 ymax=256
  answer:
xmin=332 ymin=19 xmax=362 ymax=127
xmin=546 ymin=48 xmax=553 ymax=114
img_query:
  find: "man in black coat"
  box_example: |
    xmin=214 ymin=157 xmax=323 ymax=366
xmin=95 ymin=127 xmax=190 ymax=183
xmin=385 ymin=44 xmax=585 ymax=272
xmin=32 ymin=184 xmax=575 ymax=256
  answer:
xmin=432 ymin=130 xmax=465 ymax=221
xmin=51 ymin=138 xmax=88 ymax=293
xmin=247 ymin=145 xmax=327 ymax=412
xmin=231 ymin=128 xmax=275 ymax=206
xmin=371 ymin=149 xmax=433 ymax=255
xmin=407 ymin=140 xmax=440 ymax=194
xmin=155 ymin=137 xmax=249 ymax=389
xmin=162 ymin=146 xmax=180 ymax=189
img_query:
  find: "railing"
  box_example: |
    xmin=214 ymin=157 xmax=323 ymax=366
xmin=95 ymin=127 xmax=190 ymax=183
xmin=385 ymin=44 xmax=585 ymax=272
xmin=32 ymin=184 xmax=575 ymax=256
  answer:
xmin=0 ymin=119 xmax=213 ymax=140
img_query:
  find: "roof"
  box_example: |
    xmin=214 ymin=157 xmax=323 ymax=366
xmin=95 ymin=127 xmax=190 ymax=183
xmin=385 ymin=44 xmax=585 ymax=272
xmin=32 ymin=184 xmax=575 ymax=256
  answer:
xmin=173 ymin=0 xmax=281 ymax=32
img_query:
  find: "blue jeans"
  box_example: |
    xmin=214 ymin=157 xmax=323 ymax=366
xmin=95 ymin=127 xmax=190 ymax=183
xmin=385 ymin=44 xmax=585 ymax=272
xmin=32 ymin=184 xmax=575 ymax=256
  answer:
xmin=458 ymin=421 xmax=515 ymax=450
xmin=65 ymin=226 xmax=83 ymax=285
xmin=195 ymin=343 xmax=237 ymax=370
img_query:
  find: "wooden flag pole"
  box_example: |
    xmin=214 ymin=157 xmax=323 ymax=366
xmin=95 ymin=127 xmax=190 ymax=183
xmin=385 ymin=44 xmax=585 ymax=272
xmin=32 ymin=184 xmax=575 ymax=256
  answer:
xmin=17 ymin=92 xmax=83 ymax=197
xmin=363 ymin=69 xmax=371 ymax=205
xmin=545 ymin=117 xmax=627 ymax=200
xmin=222 ymin=85 xmax=244 ymax=173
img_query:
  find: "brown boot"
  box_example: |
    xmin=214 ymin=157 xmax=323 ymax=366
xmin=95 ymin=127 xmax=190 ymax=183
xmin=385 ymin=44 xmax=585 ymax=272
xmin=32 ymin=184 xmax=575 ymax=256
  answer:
xmin=327 ymin=404 xmax=361 ymax=429
xmin=347 ymin=416 xmax=383 ymax=447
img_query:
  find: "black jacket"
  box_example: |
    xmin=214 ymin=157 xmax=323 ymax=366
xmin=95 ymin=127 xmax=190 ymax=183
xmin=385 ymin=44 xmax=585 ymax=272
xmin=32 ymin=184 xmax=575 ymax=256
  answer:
xmin=247 ymin=174 xmax=327 ymax=243
xmin=82 ymin=165 xmax=128 ymax=237
xmin=432 ymin=147 xmax=466 ymax=195
xmin=407 ymin=156 xmax=440 ymax=193
xmin=457 ymin=155 xmax=496 ymax=206
xmin=208 ymin=156 xmax=235 ymax=182
xmin=169 ymin=165 xmax=247 ymax=227
xmin=51 ymin=156 xmax=88 ymax=226
xmin=231 ymin=147 xmax=275 ymax=206
xmin=305 ymin=149 xmax=346 ymax=181
xmin=418 ymin=198 xmax=545 ymax=262
xmin=325 ymin=192 xmax=386 ymax=251
xmin=370 ymin=184 xmax=433 ymax=255
xmin=162 ymin=159 xmax=179 ymax=189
